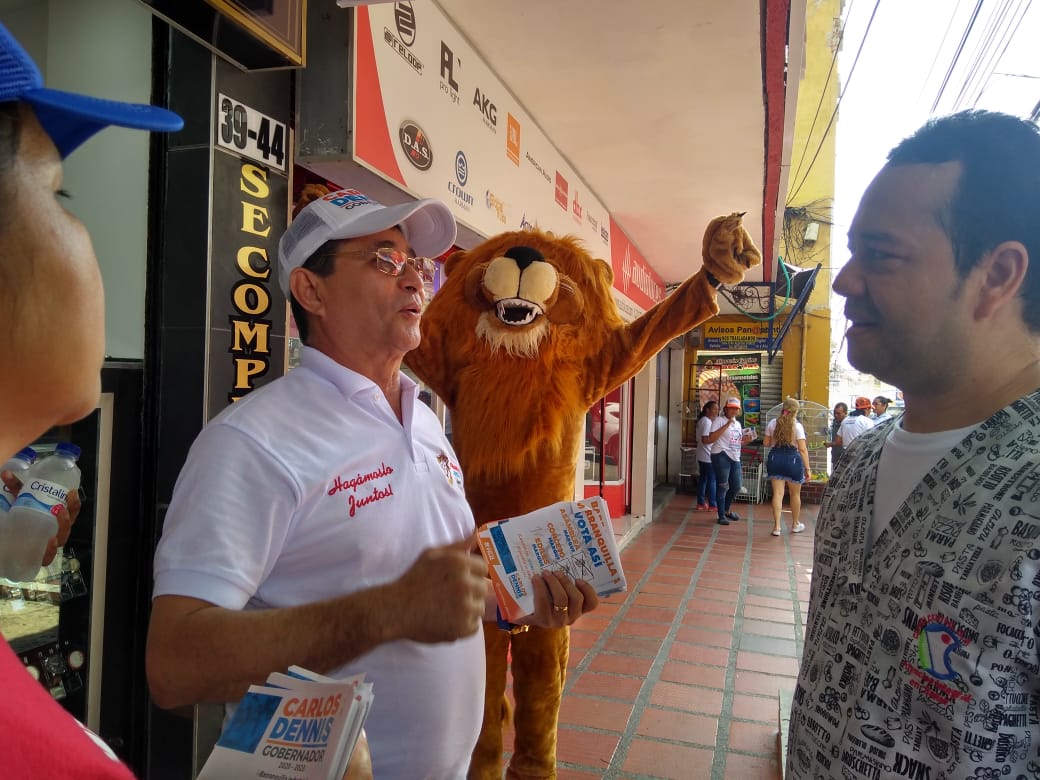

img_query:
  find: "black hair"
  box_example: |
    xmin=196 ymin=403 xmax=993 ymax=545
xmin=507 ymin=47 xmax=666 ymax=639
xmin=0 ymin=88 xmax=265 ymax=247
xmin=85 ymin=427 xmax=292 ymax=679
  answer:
xmin=288 ymin=240 xmax=340 ymax=344
xmin=873 ymin=396 xmax=891 ymax=406
xmin=834 ymin=402 xmax=848 ymax=413
xmin=886 ymin=110 xmax=1040 ymax=331
xmin=697 ymin=400 xmax=717 ymax=421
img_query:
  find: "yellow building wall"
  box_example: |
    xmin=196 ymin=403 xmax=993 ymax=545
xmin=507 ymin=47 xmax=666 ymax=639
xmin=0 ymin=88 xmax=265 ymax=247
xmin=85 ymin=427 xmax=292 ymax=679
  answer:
xmin=778 ymin=0 xmax=842 ymax=408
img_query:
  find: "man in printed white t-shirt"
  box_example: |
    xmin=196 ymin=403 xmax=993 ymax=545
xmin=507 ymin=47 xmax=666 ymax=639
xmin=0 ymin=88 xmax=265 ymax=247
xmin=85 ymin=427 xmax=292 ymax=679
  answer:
xmin=702 ymin=397 xmax=748 ymax=525
xmin=146 ymin=189 xmax=598 ymax=779
xmin=787 ymin=110 xmax=1040 ymax=780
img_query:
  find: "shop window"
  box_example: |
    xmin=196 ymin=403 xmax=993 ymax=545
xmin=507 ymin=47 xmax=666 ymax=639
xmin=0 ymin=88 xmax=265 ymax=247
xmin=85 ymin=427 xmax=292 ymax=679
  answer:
xmin=585 ymin=384 xmax=628 ymax=484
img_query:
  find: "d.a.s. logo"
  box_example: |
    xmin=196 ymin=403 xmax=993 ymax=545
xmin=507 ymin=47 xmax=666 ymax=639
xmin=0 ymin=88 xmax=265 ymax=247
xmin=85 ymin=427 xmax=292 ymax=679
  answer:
xmin=399 ymin=121 xmax=432 ymax=171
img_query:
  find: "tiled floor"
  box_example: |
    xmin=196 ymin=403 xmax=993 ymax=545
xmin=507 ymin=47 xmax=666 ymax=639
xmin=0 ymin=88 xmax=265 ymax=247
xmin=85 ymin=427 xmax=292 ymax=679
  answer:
xmin=505 ymin=489 xmax=820 ymax=779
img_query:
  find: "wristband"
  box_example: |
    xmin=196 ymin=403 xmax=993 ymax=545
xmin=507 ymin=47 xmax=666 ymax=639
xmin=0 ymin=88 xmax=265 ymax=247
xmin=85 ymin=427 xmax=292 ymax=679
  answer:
xmin=496 ymin=607 xmax=529 ymax=635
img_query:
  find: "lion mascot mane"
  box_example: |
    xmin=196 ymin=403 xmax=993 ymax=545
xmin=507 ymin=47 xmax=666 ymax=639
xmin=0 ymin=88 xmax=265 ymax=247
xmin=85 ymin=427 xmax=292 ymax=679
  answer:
xmin=404 ymin=214 xmax=760 ymax=779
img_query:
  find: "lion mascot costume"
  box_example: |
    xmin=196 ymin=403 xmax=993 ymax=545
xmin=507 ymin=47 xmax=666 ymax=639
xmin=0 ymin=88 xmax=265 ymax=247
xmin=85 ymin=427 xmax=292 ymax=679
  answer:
xmin=404 ymin=214 xmax=760 ymax=778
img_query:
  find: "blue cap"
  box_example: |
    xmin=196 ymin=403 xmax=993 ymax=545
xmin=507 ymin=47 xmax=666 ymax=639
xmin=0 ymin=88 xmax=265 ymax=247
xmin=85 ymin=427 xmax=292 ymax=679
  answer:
xmin=55 ymin=442 xmax=81 ymax=460
xmin=0 ymin=22 xmax=183 ymax=158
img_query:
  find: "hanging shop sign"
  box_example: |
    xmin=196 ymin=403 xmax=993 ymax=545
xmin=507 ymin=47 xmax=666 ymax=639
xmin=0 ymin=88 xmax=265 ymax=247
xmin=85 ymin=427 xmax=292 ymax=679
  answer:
xmin=694 ymin=353 xmax=763 ymax=430
xmin=141 ymin=0 xmax=306 ymax=70
xmin=703 ymin=321 xmax=771 ymax=351
xmin=351 ymin=2 xmax=663 ymax=315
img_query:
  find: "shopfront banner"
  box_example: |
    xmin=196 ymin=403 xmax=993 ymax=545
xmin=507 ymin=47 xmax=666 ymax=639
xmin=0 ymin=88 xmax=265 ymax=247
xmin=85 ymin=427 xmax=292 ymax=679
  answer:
xmin=609 ymin=218 xmax=666 ymax=317
xmin=694 ymin=353 xmax=763 ymax=430
xmin=351 ymin=3 xmax=617 ymax=273
xmin=703 ymin=321 xmax=771 ymax=350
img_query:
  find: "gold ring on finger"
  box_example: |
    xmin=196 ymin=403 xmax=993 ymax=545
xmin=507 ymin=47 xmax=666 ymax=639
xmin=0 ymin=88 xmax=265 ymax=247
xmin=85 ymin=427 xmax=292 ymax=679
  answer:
xmin=553 ymin=604 xmax=568 ymax=612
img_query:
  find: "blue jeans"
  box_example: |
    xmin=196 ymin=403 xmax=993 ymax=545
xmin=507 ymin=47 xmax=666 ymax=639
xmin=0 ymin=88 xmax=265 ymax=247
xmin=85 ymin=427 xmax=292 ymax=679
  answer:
xmin=711 ymin=452 xmax=743 ymax=517
xmin=697 ymin=460 xmax=716 ymax=506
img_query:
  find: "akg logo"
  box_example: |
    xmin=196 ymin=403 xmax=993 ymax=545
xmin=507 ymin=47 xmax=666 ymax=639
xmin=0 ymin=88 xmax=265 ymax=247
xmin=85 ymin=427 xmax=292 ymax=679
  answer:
xmin=394 ymin=2 xmax=417 ymax=46
xmin=473 ymin=87 xmax=497 ymax=132
xmin=455 ymin=151 xmax=468 ymax=186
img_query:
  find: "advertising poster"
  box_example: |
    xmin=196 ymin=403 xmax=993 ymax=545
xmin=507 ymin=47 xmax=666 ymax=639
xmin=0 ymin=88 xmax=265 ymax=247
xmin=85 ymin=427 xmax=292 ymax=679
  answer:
xmin=350 ymin=2 xmax=665 ymax=316
xmin=693 ymin=353 xmax=763 ymax=433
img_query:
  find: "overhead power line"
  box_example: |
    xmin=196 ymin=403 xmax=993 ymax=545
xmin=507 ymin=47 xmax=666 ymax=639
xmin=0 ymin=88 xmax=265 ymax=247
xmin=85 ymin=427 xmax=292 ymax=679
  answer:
xmin=931 ymin=0 xmax=984 ymax=112
xmin=787 ymin=0 xmax=882 ymax=204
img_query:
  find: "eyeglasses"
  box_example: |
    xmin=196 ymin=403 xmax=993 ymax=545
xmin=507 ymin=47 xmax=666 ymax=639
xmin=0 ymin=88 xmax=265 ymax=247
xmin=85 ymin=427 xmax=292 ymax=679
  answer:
xmin=359 ymin=247 xmax=436 ymax=284
xmin=311 ymin=246 xmax=440 ymax=292
xmin=313 ymin=246 xmax=436 ymax=284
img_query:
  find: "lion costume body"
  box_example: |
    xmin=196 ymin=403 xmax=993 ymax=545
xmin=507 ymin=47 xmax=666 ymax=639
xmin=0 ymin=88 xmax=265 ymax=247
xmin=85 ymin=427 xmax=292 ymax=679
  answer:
xmin=405 ymin=216 xmax=760 ymax=778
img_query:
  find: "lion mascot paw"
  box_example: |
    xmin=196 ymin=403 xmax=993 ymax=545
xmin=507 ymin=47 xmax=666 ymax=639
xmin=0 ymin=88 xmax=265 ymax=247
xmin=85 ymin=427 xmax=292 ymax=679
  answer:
xmin=403 ymin=216 xmax=759 ymax=778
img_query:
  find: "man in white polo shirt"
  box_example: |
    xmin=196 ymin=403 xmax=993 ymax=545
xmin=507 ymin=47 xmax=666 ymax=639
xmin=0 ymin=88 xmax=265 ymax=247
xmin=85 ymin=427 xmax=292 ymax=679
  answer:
xmin=145 ymin=188 xmax=598 ymax=779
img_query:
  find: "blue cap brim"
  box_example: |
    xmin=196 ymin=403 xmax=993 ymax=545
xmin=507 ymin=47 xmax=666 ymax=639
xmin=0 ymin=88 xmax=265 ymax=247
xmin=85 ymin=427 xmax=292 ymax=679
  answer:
xmin=24 ymin=86 xmax=183 ymax=158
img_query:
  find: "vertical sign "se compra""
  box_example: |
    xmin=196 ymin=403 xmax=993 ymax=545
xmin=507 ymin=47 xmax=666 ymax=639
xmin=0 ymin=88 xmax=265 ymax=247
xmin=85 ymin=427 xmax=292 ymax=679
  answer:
xmin=207 ymin=74 xmax=290 ymax=421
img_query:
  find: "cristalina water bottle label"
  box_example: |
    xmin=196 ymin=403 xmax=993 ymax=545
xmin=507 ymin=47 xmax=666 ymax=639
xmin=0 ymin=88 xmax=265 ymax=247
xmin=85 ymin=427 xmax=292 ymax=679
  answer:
xmin=12 ymin=478 xmax=68 ymax=516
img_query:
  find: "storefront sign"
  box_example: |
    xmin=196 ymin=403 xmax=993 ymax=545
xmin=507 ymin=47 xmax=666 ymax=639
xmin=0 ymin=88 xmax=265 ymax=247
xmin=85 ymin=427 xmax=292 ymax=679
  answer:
xmin=210 ymin=150 xmax=287 ymax=412
xmin=703 ymin=321 xmax=771 ymax=350
xmin=207 ymin=68 xmax=290 ymax=420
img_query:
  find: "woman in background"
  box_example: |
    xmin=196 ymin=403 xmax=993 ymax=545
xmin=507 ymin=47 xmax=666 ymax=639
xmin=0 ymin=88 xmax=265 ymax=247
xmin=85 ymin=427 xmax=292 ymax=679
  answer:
xmin=703 ymin=397 xmax=746 ymax=525
xmin=694 ymin=401 xmax=718 ymax=511
xmin=763 ymin=397 xmax=811 ymax=536
xmin=872 ymin=395 xmax=893 ymax=424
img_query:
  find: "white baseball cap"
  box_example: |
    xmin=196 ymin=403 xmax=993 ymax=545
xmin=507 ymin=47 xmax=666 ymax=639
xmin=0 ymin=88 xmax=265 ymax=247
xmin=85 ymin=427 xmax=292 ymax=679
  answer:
xmin=724 ymin=397 xmax=741 ymax=409
xmin=277 ymin=188 xmax=457 ymax=296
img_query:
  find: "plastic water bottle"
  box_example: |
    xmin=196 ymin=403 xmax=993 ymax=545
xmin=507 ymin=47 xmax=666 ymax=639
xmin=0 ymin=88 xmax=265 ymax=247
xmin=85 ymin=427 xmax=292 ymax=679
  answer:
xmin=0 ymin=442 xmax=81 ymax=583
xmin=0 ymin=447 xmax=37 ymax=513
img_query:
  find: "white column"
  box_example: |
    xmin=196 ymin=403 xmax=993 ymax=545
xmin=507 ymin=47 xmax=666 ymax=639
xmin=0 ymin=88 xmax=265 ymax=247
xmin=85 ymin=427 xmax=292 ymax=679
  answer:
xmin=629 ymin=361 xmax=656 ymax=523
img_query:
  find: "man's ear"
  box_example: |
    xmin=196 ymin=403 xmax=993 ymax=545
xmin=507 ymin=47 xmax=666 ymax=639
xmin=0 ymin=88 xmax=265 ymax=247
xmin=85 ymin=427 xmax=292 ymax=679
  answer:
xmin=288 ymin=266 xmax=325 ymax=317
xmin=974 ymin=240 xmax=1029 ymax=321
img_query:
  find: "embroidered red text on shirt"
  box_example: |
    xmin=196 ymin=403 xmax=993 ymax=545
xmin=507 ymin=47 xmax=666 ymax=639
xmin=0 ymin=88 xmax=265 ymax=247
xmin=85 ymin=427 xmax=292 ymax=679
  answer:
xmin=348 ymin=483 xmax=394 ymax=517
xmin=328 ymin=462 xmax=394 ymax=496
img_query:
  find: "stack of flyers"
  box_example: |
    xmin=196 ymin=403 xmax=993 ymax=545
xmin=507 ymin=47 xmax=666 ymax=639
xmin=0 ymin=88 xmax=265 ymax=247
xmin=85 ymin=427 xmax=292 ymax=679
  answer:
xmin=198 ymin=665 xmax=373 ymax=780
xmin=477 ymin=496 xmax=627 ymax=622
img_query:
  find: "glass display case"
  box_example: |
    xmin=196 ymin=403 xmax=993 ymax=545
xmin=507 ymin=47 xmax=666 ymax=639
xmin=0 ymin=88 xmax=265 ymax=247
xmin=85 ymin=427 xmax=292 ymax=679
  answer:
xmin=0 ymin=394 xmax=111 ymax=730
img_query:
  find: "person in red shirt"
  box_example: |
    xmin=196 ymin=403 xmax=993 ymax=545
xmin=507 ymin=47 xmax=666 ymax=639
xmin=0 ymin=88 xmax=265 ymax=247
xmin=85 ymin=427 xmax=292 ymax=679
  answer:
xmin=0 ymin=20 xmax=182 ymax=780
